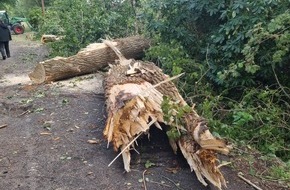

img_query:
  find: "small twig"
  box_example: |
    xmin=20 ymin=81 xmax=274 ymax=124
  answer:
xmin=108 ymin=132 xmax=143 ymax=168
xmin=0 ymin=124 xmax=8 ymax=129
xmin=143 ymin=170 xmax=147 ymax=190
xmin=139 ymin=73 xmax=185 ymax=100
xmin=148 ymin=180 xmax=171 ymax=188
xmin=238 ymin=172 xmax=263 ymax=190
xmin=131 ymin=147 xmax=140 ymax=154
xmin=18 ymin=110 xmax=30 ymax=117
xmin=196 ymin=44 xmax=210 ymax=84
xmin=162 ymin=175 xmax=184 ymax=190
xmin=272 ymin=65 xmax=290 ymax=100
xmin=40 ymin=132 xmax=52 ymax=135
xmin=153 ymin=73 xmax=184 ymax=89
xmin=217 ymin=161 xmax=232 ymax=168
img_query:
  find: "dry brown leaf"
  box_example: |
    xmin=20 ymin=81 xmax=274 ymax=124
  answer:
xmin=166 ymin=167 xmax=180 ymax=174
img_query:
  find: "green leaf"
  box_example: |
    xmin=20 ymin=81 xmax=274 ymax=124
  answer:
xmin=145 ymin=160 xmax=155 ymax=169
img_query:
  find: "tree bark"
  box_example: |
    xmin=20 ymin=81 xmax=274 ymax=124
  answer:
xmin=29 ymin=36 xmax=150 ymax=84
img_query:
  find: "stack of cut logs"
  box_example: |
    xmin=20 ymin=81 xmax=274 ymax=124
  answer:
xmin=29 ymin=36 xmax=230 ymax=190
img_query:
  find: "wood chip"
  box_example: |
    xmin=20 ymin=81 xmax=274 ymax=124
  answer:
xmin=0 ymin=124 xmax=8 ymax=129
xmin=40 ymin=132 xmax=52 ymax=135
xmin=87 ymin=139 xmax=100 ymax=144
xmin=87 ymin=172 xmax=93 ymax=175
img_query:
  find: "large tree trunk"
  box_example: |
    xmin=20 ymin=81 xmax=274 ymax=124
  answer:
xmin=29 ymin=36 xmax=150 ymax=84
xmin=103 ymin=41 xmax=230 ymax=190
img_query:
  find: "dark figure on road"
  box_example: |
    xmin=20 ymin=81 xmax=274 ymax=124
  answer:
xmin=0 ymin=19 xmax=12 ymax=60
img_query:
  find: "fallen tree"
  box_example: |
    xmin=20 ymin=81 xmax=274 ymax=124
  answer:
xmin=29 ymin=36 xmax=230 ymax=189
xmin=103 ymin=40 xmax=230 ymax=190
xmin=29 ymin=36 xmax=150 ymax=84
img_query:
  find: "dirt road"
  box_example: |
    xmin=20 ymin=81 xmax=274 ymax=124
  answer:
xmin=0 ymin=34 xmax=277 ymax=190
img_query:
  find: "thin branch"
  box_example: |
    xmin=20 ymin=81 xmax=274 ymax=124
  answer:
xmin=238 ymin=172 xmax=263 ymax=190
xmin=143 ymin=170 xmax=147 ymax=190
xmin=196 ymin=44 xmax=210 ymax=84
xmin=272 ymin=65 xmax=290 ymax=100
xmin=108 ymin=132 xmax=143 ymax=167
xmin=162 ymin=175 xmax=184 ymax=190
xmin=108 ymin=119 xmax=156 ymax=167
xmin=18 ymin=110 xmax=30 ymax=117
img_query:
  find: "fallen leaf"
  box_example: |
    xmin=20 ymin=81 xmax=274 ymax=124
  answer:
xmin=145 ymin=160 xmax=156 ymax=169
xmin=166 ymin=167 xmax=180 ymax=174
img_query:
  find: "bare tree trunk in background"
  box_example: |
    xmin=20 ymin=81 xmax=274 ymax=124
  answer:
xmin=131 ymin=0 xmax=138 ymax=34
xmin=41 ymin=0 xmax=45 ymax=16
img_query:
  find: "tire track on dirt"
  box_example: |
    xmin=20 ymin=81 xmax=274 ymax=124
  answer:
xmin=23 ymin=118 xmax=38 ymax=190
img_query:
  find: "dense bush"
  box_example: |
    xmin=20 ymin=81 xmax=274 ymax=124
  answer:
xmin=143 ymin=0 xmax=290 ymax=160
xmin=37 ymin=0 xmax=138 ymax=56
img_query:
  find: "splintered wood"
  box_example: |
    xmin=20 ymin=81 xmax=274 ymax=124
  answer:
xmin=103 ymin=39 xmax=230 ymax=190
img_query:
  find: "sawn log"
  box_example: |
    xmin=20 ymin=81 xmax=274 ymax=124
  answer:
xmin=41 ymin=34 xmax=64 ymax=43
xmin=103 ymin=40 xmax=230 ymax=190
xmin=29 ymin=36 xmax=150 ymax=84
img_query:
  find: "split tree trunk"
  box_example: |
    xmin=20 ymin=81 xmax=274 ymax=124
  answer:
xmin=29 ymin=36 xmax=150 ymax=84
xmin=103 ymin=40 xmax=230 ymax=190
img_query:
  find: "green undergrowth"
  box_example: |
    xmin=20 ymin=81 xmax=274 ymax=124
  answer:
xmin=145 ymin=41 xmax=290 ymax=162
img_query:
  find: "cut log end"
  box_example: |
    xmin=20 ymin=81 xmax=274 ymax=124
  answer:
xmin=28 ymin=63 xmax=46 ymax=84
xmin=29 ymin=36 xmax=150 ymax=84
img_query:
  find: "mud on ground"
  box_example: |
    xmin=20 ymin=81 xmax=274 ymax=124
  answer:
xmin=0 ymin=34 xmax=288 ymax=190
